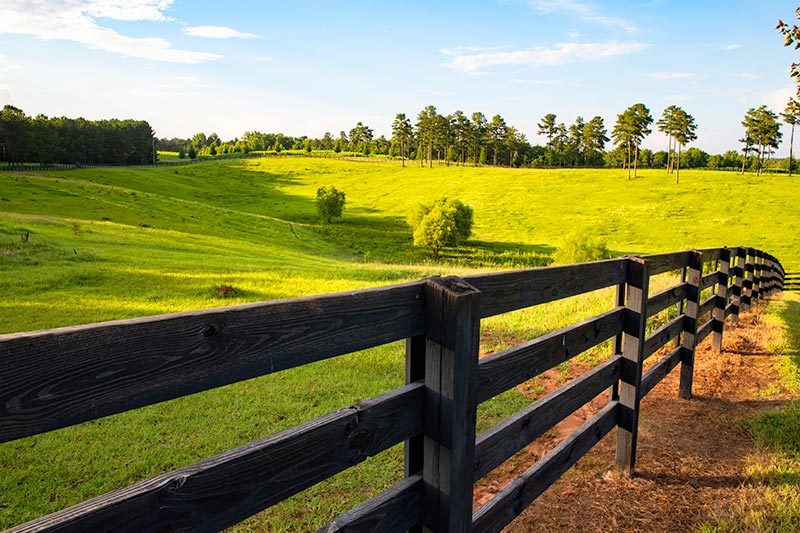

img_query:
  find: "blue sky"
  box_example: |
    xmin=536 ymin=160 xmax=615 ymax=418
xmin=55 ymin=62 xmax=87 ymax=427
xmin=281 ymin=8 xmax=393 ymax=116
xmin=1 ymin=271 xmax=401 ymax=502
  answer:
xmin=0 ymin=0 xmax=796 ymax=153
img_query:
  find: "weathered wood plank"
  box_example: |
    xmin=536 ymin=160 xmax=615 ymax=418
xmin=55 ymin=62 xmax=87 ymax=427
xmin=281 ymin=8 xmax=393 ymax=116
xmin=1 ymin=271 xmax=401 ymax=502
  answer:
xmin=11 ymin=382 xmax=425 ymax=533
xmin=696 ymin=248 xmax=723 ymax=263
xmin=700 ymin=271 xmax=723 ymax=290
xmin=696 ymin=319 xmax=714 ymax=345
xmin=471 ymin=402 xmax=619 ymax=533
xmin=712 ymin=249 xmax=731 ymax=351
xmin=318 ymin=476 xmax=423 ymax=533
xmin=474 ymin=357 xmax=620 ymax=480
xmin=642 ymin=251 xmax=691 ymax=275
xmin=679 ymin=251 xmax=702 ymax=399
xmin=0 ymin=282 xmax=426 ymax=444
xmin=646 ymin=283 xmax=688 ymax=317
xmin=421 ymin=277 xmax=480 ymax=532
xmin=463 ymin=259 xmax=626 ymax=318
xmin=641 ymin=347 xmax=684 ymax=397
xmin=643 ymin=315 xmax=684 ymax=360
xmin=616 ymin=257 xmax=649 ymax=475
xmin=698 ymin=295 xmax=716 ymax=319
xmin=477 ymin=307 xmax=624 ymax=403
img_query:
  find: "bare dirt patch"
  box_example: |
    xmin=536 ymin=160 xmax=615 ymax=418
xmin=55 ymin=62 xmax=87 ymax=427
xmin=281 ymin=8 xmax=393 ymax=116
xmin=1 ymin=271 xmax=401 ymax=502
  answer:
xmin=473 ymin=299 xmax=796 ymax=532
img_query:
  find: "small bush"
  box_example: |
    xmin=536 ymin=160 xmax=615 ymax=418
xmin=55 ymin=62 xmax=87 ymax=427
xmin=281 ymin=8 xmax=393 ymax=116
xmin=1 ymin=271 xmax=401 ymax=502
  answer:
xmin=316 ymin=185 xmax=346 ymax=224
xmin=408 ymin=198 xmax=473 ymax=256
xmin=552 ymin=231 xmax=610 ymax=264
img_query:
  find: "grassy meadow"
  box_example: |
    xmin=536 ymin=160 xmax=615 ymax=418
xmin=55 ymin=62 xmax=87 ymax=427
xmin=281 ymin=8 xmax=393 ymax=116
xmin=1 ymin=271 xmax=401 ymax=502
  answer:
xmin=1 ymin=157 xmax=799 ymax=530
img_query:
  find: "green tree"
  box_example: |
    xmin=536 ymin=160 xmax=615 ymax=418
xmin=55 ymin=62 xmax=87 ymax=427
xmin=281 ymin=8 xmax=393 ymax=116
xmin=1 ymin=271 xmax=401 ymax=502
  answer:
xmin=742 ymin=105 xmax=782 ymax=176
xmin=582 ymin=116 xmax=608 ymax=166
xmin=537 ymin=113 xmax=558 ymax=166
xmin=670 ymin=107 xmax=698 ymax=183
xmin=391 ymin=113 xmax=413 ymax=166
xmin=178 ymin=146 xmax=186 ymax=159
xmin=782 ymin=100 xmax=800 ymax=176
xmin=188 ymin=145 xmax=197 ymax=160
xmin=416 ymin=105 xmax=439 ymax=168
xmin=316 ymin=185 xmax=346 ymax=224
xmin=470 ymin=112 xmax=487 ymax=166
xmin=407 ymin=198 xmax=474 ymax=256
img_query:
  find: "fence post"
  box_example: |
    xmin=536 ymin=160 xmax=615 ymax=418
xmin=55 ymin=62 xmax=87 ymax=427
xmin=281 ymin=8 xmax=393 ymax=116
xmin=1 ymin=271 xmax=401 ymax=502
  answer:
xmin=404 ymin=333 xmax=426 ymax=528
xmin=421 ymin=276 xmax=480 ymax=532
xmin=752 ymin=250 xmax=763 ymax=302
xmin=741 ymin=248 xmax=755 ymax=312
xmin=679 ymin=250 xmax=702 ymax=399
xmin=712 ymin=248 xmax=730 ymax=351
xmin=609 ymin=283 xmax=625 ymax=403
xmin=731 ymin=247 xmax=745 ymax=325
xmin=615 ymin=257 xmax=649 ymax=477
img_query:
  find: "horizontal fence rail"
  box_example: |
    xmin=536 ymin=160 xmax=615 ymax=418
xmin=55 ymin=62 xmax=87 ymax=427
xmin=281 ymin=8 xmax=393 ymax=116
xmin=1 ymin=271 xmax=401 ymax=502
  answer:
xmin=1 ymin=247 xmax=784 ymax=532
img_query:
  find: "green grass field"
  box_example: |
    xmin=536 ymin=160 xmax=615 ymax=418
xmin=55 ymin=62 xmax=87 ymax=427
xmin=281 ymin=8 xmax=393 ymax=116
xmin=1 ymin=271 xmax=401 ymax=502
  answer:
xmin=1 ymin=157 xmax=799 ymax=530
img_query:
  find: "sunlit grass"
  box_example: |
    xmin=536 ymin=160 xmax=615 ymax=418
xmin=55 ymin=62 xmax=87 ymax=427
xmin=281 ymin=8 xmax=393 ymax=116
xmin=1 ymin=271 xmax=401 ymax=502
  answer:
xmin=1 ymin=158 xmax=798 ymax=530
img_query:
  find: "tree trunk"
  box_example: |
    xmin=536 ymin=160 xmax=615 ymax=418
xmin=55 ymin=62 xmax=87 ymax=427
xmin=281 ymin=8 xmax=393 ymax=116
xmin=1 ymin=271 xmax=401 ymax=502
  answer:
xmin=790 ymin=124 xmax=795 ymax=177
xmin=626 ymin=139 xmax=632 ymax=180
xmin=428 ymin=142 xmax=433 ymax=169
xmin=676 ymin=142 xmax=682 ymax=184
xmin=633 ymin=143 xmax=639 ymax=178
xmin=666 ymin=136 xmax=671 ymax=172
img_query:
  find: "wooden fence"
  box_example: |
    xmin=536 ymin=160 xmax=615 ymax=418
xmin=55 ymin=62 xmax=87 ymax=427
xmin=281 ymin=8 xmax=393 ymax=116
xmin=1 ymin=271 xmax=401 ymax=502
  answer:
xmin=0 ymin=247 xmax=785 ymax=532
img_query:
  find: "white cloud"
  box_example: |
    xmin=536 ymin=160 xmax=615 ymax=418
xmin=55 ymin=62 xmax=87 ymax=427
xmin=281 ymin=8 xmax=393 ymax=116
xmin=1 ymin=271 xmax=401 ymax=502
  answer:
xmin=763 ymin=86 xmax=796 ymax=111
xmin=724 ymin=44 xmax=742 ymax=50
xmin=442 ymin=41 xmax=648 ymax=74
xmin=0 ymin=0 xmax=221 ymax=64
xmin=0 ymin=53 xmax=19 ymax=72
xmin=509 ymin=78 xmax=564 ymax=85
xmin=183 ymin=26 xmax=260 ymax=39
xmin=254 ymin=56 xmax=273 ymax=62
xmin=737 ymin=72 xmax=760 ymax=80
xmin=648 ymin=71 xmax=701 ymax=80
xmin=529 ymin=0 xmax=637 ymax=32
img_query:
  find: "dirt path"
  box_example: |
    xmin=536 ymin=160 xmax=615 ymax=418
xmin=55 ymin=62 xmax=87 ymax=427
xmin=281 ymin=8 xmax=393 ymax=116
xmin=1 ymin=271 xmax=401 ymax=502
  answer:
xmin=473 ymin=300 xmax=796 ymax=532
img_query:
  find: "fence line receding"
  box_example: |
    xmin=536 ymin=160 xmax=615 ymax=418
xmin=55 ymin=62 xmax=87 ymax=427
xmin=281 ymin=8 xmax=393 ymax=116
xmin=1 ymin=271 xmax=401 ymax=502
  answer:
xmin=0 ymin=246 xmax=785 ymax=533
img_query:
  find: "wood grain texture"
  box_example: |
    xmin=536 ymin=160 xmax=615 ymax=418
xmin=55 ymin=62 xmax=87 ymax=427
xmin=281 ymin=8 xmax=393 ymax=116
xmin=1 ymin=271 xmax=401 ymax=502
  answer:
xmin=679 ymin=251 xmax=702 ymax=399
xmin=464 ymin=259 xmax=626 ymax=318
xmin=646 ymin=283 xmax=688 ymax=317
xmin=477 ymin=308 xmax=624 ymax=403
xmin=696 ymin=319 xmax=714 ymax=345
xmin=421 ymin=277 xmax=481 ymax=532
xmin=615 ymin=257 xmax=649 ymax=476
xmin=318 ymin=476 xmax=423 ymax=533
xmin=11 ymin=382 xmax=425 ymax=533
xmin=472 ymin=402 xmax=619 ymax=533
xmin=474 ymin=357 xmax=620 ymax=480
xmin=641 ymin=347 xmax=684 ymax=397
xmin=643 ymin=315 xmax=684 ymax=360
xmin=0 ymin=282 xmax=426 ymax=444
xmin=712 ymin=249 xmax=730 ymax=350
xmin=698 ymin=295 xmax=716 ymax=319
xmin=642 ymin=251 xmax=691 ymax=275
xmin=700 ymin=271 xmax=723 ymax=290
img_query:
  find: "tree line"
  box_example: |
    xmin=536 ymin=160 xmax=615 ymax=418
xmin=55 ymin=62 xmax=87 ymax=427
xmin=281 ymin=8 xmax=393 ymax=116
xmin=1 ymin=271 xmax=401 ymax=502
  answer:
xmin=0 ymin=105 xmax=155 ymax=166
xmin=1 ymin=101 xmax=792 ymax=174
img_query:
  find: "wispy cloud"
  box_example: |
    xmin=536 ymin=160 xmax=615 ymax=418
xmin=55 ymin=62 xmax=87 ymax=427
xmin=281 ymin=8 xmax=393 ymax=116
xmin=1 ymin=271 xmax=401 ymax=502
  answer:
xmin=528 ymin=0 xmax=637 ymax=32
xmin=253 ymin=56 xmax=273 ymax=62
xmin=183 ymin=26 xmax=260 ymax=39
xmin=127 ymin=75 xmax=207 ymax=99
xmin=648 ymin=71 xmax=701 ymax=80
xmin=0 ymin=53 xmax=19 ymax=73
xmin=442 ymin=41 xmax=648 ymax=74
xmin=0 ymin=0 xmax=221 ymax=64
xmin=737 ymin=72 xmax=760 ymax=80
xmin=724 ymin=43 xmax=742 ymax=50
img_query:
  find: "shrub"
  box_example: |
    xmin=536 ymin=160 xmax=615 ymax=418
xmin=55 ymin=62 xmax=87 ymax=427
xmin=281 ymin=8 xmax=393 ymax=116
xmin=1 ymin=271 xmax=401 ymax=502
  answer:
xmin=316 ymin=185 xmax=346 ymax=224
xmin=408 ymin=198 xmax=473 ymax=256
xmin=552 ymin=230 xmax=610 ymax=264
